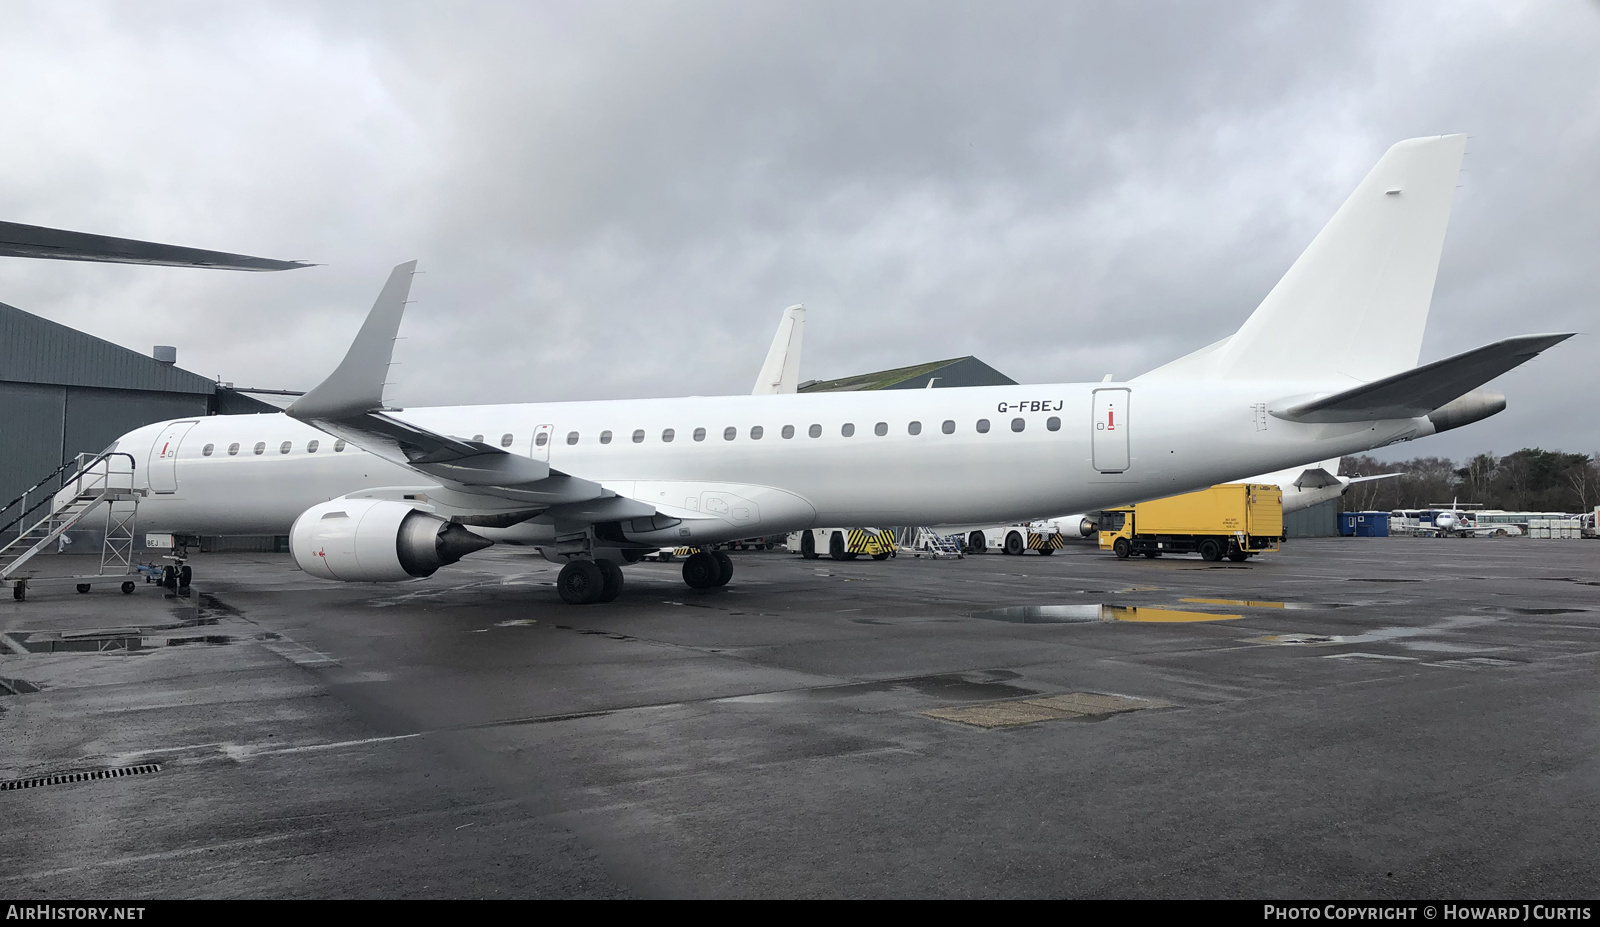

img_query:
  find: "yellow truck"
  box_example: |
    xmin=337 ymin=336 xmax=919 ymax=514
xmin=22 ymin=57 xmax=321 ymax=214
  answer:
xmin=1098 ymin=483 xmax=1284 ymax=562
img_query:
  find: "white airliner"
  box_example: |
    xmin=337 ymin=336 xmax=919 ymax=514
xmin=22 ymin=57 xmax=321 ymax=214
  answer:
xmin=93 ymin=135 xmax=1570 ymax=603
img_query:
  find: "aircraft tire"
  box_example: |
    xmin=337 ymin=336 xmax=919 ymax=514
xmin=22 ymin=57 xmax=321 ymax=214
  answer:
xmin=682 ymin=552 xmax=721 ymax=589
xmin=967 ymin=532 xmax=984 ymax=554
xmin=711 ymin=551 xmax=734 ymax=586
xmin=801 ymin=532 xmax=819 ymax=559
xmin=179 ymin=565 xmax=193 ymax=587
xmin=1004 ymin=532 xmax=1025 ymax=556
xmin=596 ymin=560 xmax=624 ymax=602
xmin=1198 ymin=539 xmax=1224 ymax=562
xmin=558 ymin=560 xmax=606 ymax=604
xmin=1112 ymin=538 xmax=1131 ymax=560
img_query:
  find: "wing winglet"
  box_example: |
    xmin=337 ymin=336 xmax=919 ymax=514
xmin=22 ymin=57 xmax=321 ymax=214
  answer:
xmin=289 ymin=261 xmax=417 ymax=420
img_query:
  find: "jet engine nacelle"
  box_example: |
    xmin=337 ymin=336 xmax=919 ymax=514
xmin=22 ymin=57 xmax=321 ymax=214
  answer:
xmin=1427 ymin=389 xmax=1505 ymax=435
xmin=290 ymin=498 xmax=492 ymax=582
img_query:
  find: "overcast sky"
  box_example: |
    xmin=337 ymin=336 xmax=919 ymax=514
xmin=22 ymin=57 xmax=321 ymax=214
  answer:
xmin=1 ymin=1 xmax=1596 ymax=463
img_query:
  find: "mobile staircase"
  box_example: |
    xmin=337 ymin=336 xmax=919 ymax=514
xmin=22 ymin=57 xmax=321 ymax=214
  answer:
xmin=0 ymin=451 xmax=144 ymax=601
xmin=904 ymin=527 xmax=965 ymax=559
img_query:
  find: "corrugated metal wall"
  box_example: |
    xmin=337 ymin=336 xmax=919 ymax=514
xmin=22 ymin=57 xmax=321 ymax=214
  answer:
xmin=1285 ymin=499 xmax=1339 ymax=537
xmin=0 ymin=382 xmax=68 ymax=508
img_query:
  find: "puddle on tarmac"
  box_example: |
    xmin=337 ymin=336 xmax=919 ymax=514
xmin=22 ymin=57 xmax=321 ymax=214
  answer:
xmin=1181 ymin=598 xmax=1356 ymax=610
xmin=1474 ymin=606 xmax=1589 ymax=616
xmin=1249 ymin=614 xmax=1500 ymax=646
xmin=970 ymin=604 xmax=1241 ymax=624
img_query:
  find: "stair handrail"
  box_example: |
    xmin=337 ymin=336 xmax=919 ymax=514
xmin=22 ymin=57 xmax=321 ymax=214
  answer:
xmin=0 ymin=451 xmax=137 ymax=538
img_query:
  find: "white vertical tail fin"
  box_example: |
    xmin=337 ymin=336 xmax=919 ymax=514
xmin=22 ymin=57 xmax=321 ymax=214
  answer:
xmin=752 ymin=304 xmax=805 ymax=394
xmin=1140 ymin=135 xmax=1468 ymax=384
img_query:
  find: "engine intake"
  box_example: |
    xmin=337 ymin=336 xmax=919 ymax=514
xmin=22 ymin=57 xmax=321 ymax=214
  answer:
xmin=291 ymin=498 xmax=491 ymax=582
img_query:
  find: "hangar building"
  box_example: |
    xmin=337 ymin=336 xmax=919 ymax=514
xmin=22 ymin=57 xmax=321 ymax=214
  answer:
xmin=0 ymin=299 xmax=274 ymax=516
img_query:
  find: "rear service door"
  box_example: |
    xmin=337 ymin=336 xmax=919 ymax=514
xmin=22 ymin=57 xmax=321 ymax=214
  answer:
xmin=1091 ymin=389 xmax=1130 ymax=473
xmin=531 ymin=424 xmax=554 ymax=462
xmin=148 ymin=421 xmax=199 ymax=492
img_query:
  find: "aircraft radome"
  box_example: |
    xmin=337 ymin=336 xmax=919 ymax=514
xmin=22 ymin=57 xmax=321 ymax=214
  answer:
xmin=91 ymin=135 xmax=1571 ymax=604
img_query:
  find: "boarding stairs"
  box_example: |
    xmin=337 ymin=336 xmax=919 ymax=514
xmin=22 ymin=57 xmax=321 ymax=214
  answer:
xmin=904 ymin=527 xmax=965 ymax=559
xmin=0 ymin=452 xmax=143 ymax=600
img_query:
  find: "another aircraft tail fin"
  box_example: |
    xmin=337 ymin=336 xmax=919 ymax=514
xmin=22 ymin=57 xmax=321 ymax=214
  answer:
xmin=752 ymin=305 xmax=805 ymax=395
xmin=1142 ymin=135 xmax=1468 ymax=384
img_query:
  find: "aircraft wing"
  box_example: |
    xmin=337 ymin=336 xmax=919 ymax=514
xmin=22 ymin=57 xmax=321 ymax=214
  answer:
xmin=1270 ymin=333 xmax=1574 ymax=423
xmin=286 ymin=262 xmax=657 ymax=521
xmin=0 ymin=219 xmax=312 ymax=271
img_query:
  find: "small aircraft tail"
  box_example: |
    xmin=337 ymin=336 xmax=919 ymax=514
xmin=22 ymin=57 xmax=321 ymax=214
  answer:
xmin=752 ymin=305 xmax=805 ymax=395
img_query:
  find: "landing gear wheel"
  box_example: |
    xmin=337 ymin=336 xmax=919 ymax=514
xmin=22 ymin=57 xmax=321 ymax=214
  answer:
xmin=595 ymin=559 xmax=624 ymax=602
xmin=162 ymin=565 xmax=178 ymax=589
xmin=76 ymin=584 xmax=91 ymax=594
xmin=829 ymin=532 xmax=849 ymax=561
xmin=682 ymin=552 xmax=722 ymax=589
xmin=967 ymin=532 xmax=985 ymax=554
xmin=1227 ymin=551 xmax=1249 ymax=562
xmin=120 ymin=581 xmax=136 ymax=594
xmin=801 ymin=532 xmax=819 ymax=560
xmin=1004 ymin=532 xmax=1025 ymax=556
xmin=557 ymin=559 xmax=606 ymax=604
xmin=178 ymin=565 xmax=193 ymax=587
xmin=711 ymin=550 xmax=734 ymax=586
xmin=1112 ymin=537 xmax=1131 ymax=560
xmin=1198 ymin=539 xmax=1224 ymax=562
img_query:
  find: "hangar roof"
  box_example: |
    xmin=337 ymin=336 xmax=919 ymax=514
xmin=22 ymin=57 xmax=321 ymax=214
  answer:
xmin=798 ymin=355 xmax=1017 ymax=392
xmin=0 ymin=300 xmax=217 ymax=395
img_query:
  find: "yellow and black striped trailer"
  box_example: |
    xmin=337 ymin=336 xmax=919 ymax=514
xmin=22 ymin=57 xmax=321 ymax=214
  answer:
xmin=788 ymin=528 xmax=898 ymax=561
xmin=964 ymin=525 xmax=1066 ymax=556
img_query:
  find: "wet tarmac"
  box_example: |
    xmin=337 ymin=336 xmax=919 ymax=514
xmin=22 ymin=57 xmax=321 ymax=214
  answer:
xmin=3 ymin=537 xmax=1598 ymax=898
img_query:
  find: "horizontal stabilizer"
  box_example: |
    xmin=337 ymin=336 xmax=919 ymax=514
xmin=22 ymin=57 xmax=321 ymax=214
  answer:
xmin=1271 ymin=333 xmax=1573 ymax=423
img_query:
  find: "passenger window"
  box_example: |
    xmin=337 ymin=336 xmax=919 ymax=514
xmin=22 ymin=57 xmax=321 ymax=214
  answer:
xmin=253 ymin=442 xmax=266 ymax=455
xmin=781 ymin=425 xmax=795 ymax=439
xmin=694 ymin=427 xmax=707 ymax=442
xmin=472 ymin=434 xmax=484 ymax=443
xmin=841 ymin=423 xmax=855 ymax=437
xmin=202 ymin=443 xmax=214 ymax=457
xmin=599 ymin=430 xmax=612 ymax=445
xmin=280 ymin=441 xmax=293 ymax=454
xmin=334 ymin=439 xmax=346 ymax=452
xmin=535 ymin=433 xmax=549 ymax=447
xmin=908 ymin=421 xmax=921 ymax=435
xmin=1047 ymin=416 xmax=1061 ymax=432
xmin=227 ymin=443 xmax=240 ymax=456
xmin=976 ymin=419 xmax=991 ymax=434
xmin=566 ymin=432 xmax=579 ymax=445
xmin=724 ymin=426 xmax=737 ymax=441
xmin=501 ymin=433 xmax=514 ymax=447
xmin=808 ymin=424 xmax=822 ymax=438
xmin=307 ymin=439 xmax=320 ymax=453
xmin=662 ymin=428 xmax=675 ymax=443
xmin=750 ymin=425 xmax=764 ymax=440
xmin=942 ymin=420 xmax=955 ymax=434
xmin=874 ymin=422 xmax=887 ymax=436
xmin=1011 ymin=418 xmax=1025 ymax=432
xmin=632 ymin=429 xmax=645 ymax=444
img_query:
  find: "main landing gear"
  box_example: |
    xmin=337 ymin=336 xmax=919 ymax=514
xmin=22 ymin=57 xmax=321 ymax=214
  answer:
xmin=553 ymin=549 xmax=734 ymax=605
xmin=682 ymin=550 xmax=733 ymax=590
xmin=556 ymin=558 xmax=625 ymax=605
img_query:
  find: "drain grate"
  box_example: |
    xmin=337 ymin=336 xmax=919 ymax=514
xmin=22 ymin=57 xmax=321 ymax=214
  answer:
xmin=1 ymin=763 xmax=161 ymax=791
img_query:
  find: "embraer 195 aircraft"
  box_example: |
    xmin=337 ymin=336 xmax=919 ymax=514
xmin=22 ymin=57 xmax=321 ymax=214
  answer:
xmin=95 ymin=136 xmax=1569 ymax=603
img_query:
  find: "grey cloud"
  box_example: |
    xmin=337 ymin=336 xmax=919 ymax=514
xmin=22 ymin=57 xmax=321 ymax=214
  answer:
xmin=0 ymin=1 xmax=1595 ymax=464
